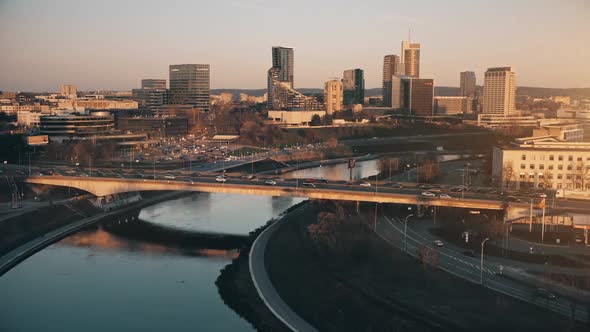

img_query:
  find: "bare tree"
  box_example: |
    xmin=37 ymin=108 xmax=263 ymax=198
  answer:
xmin=502 ymin=161 xmax=516 ymax=190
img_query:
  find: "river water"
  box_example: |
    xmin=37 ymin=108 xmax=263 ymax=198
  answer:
xmin=0 ymin=159 xmax=379 ymax=331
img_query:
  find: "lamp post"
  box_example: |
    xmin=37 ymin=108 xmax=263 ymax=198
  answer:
xmin=480 ymin=237 xmax=490 ymax=284
xmin=404 ymin=213 xmax=415 ymax=251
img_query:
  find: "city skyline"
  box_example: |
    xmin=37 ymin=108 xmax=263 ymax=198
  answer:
xmin=1 ymin=0 xmax=589 ymax=91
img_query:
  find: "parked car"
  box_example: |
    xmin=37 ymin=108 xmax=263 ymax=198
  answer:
xmin=360 ymin=182 xmax=371 ymax=187
xmin=433 ymin=240 xmax=444 ymax=247
xmin=421 ymin=191 xmax=436 ymax=197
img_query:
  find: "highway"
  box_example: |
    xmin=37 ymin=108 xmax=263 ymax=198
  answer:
xmin=375 ymin=215 xmax=589 ymax=323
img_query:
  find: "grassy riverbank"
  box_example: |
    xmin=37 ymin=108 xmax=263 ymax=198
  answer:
xmin=264 ymin=200 xmax=586 ymax=331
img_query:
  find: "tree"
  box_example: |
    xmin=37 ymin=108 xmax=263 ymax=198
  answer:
xmin=417 ymin=160 xmax=440 ymax=183
xmin=574 ymin=160 xmax=590 ymax=191
xmin=326 ymin=137 xmax=338 ymax=148
xmin=378 ymin=157 xmax=400 ymax=179
xmin=310 ymin=114 xmax=322 ymax=126
xmin=502 ymin=162 xmax=516 ymax=190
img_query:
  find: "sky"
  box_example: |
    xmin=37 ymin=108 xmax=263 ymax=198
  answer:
xmin=0 ymin=0 xmax=589 ymax=92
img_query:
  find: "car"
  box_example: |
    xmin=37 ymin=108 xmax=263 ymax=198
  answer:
xmin=507 ymin=196 xmax=525 ymax=203
xmin=450 ymin=186 xmax=465 ymax=192
xmin=433 ymin=240 xmax=444 ymax=247
xmin=265 ymin=180 xmax=277 ymax=186
xmin=575 ymin=235 xmax=584 ymax=243
xmin=302 ymin=182 xmax=316 ymax=188
xmin=215 ymin=177 xmax=227 ymax=183
xmin=463 ymin=250 xmax=476 ymax=257
xmin=421 ymin=191 xmax=436 ymax=197
xmin=535 ymin=288 xmax=556 ymax=300
xmin=164 ymin=174 xmax=176 ymax=180
xmin=538 ymin=193 xmax=548 ymax=198
xmin=391 ymin=183 xmax=403 ymax=189
xmin=360 ymin=182 xmax=371 ymax=187
xmin=419 ymin=184 xmax=433 ymax=189
xmin=439 ymin=193 xmax=452 ymax=199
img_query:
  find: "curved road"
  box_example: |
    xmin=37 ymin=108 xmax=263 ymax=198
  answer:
xmin=249 ymin=207 xmax=318 ymax=332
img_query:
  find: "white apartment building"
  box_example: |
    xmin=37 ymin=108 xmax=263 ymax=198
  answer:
xmin=493 ymin=139 xmax=590 ymax=191
xmin=17 ymin=111 xmax=43 ymax=127
xmin=482 ymin=67 xmax=515 ymax=116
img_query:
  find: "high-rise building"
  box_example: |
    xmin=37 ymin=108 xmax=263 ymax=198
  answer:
xmin=400 ymin=77 xmax=434 ymax=116
xmin=460 ymin=71 xmax=476 ymax=97
xmin=483 ymin=67 xmax=515 ymax=116
xmin=324 ymin=80 xmax=343 ymax=115
xmin=343 ymin=69 xmax=365 ymax=106
xmin=267 ymin=47 xmax=321 ymax=110
xmin=132 ymin=88 xmax=167 ymax=110
xmin=268 ymin=46 xmax=294 ymax=108
xmin=141 ymin=79 xmax=166 ymax=90
xmin=60 ymin=84 xmax=77 ymax=99
xmin=401 ymin=41 xmax=420 ymax=78
xmin=169 ymin=64 xmax=210 ymax=110
xmin=382 ymin=55 xmax=403 ymax=107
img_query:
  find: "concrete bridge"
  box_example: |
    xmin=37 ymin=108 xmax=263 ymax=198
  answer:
xmin=26 ymin=175 xmax=507 ymax=211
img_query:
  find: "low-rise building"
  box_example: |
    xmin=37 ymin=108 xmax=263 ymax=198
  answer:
xmin=532 ymin=123 xmax=584 ymax=142
xmin=267 ymin=110 xmax=326 ymax=126
xmin=434 ymin=96 xmax=469 ymax=115
xmin=117 ymin=116 xmax=188 ymax=137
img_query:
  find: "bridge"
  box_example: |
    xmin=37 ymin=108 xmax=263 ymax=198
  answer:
xmin=26 ymin=175 xmax=508 ymax=211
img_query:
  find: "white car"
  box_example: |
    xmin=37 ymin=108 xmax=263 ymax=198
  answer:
xmin=215 ymin=177 xmax=227 ymax=183
xmin=421 ymin=191 xmax=436 ymax=197
xmin=538 ymin=193 xmax=547 ymax=198
xmin=265 ymin=180 xmax=277 ymax=186
xmin=360 ymin=182 xmax=371 ymax=187
xmin=433 ymin=240 xmax=444 ymax=247
xmin=439 ymin=193 xmax=452 ymax=199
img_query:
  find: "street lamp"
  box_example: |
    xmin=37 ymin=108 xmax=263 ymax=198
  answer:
xmin=404 ymin=213 xmax=414 ymax=251
xmin=480 ymin=237 xmax=490 ymax=284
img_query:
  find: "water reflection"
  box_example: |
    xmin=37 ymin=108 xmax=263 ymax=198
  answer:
xmin=283 ymin=159 xmax=379 ymax=181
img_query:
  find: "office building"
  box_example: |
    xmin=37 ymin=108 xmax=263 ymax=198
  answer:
xmin=343 ymin=69 xmax=365 ymax=105
xmin=40 ymin=114 xmax=114 ymax=142
xmin=268 ymin=110 xmax=326 ymax=126
xmin=532 ymin=123 xmax=584 ymax=142
xmin=483 ymin=67 xmax=515 ymax=116
xmin=434 ymin=96 xmax=469 ymax=115
xmin=401 ymin=78 xmax=434 ymax=116
xmin=401 ymin=41 xmax=420 ymax=78
xmin=117 ymin=116 xmax=188 ymax=138
xmin=141 ymin=79 xmax=166 ymax=90
xmin=382 ymin=55 xmax=403 ymax=107
xmin=460 ymin=71 xmax=476 ymax=97
xmin=60 ymin=84 xmax=77 ymax=99
xmin=169 ymin=64 xmax=210 ymax=110
xmin=324 ymin=80 xmax=343 ymax=115
xmin=132 ymin=88 xmax=167 ymax=110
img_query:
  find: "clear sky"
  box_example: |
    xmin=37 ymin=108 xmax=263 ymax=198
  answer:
xmin=1 ymin=0 xmax=589 ymax=92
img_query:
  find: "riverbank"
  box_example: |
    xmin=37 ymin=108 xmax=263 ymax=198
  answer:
xmin=262 ymin=200 xmax=586 ymax=331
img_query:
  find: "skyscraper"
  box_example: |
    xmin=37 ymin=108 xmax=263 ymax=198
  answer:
xmin=459 ymin=71 xmax=476 ymax=97
xmin=483 ymin=67 xmax=515 ymax=116
xmin=324 ymin=79 xmax=343 ymax=115
xmin=343 ymin=69 xmax=365 ymax=105
xmin=401 ymin=41 xmax=420 ymax=78
xmin=272 ymin=46 xmax=294 ymax=87
xmin=141 ymin=79 xmax=166 ymax=90
xmin=382 ymin=55 xmax=402 ymax=107
xmin=169 ymin=64 xmax=210 ymax=110
xmin=400 ymin=77 xmax=434 ymax=116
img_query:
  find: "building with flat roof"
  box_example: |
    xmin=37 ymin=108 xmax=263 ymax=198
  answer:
xmin=434 ymin=96 xmax=469 ymax=115
xmin=460 ymin=71 xmax=476 ymax=98
xmin=382 ymin=55 xmax=403 ymax=107
xmin=343 ymin=69 xmax=364 ymax=106
xmin=60 ymin=84 xmax=77 ymax=99
xmin=267 ymin=110 xmax=326 ymax=126
xmin=324 ymin=80 xmax=343 ymax=115
xmin=117 ymin=116 xmax=188 ymax=138
xmin=400 ymin=77 xmax=434 ymax=116
xmin=169 ymin=64 xmax=210 ymax=110
xmin=40 ymin=114 xmax=115 ymax=142
xmin=532 ymin=123 xmax=584 ymax=142
xmin=483 ymin=67 xmax=515 ymax=116
xmin=132 ymin=88 xmax=167 ymax=110
xmin=141 ymin=79 xmax=166 ymax=90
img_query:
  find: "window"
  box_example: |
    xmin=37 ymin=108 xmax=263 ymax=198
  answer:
xmin=557 ymin=183 xmax=563 ymax=189
xmin=558 ymin=174 xmax=563 ymax=179
xmin=577 ymin=166 xmax=582 ymax=171
xmin=549 ymin=155 xmax=554 ymax=161
xmin=530 ymin=164 xmax=535 ymax=170
xmin=548 ymin=174 xmax=553 ymax=179
xmin=567 ymin=165 xmax=572 ymax=171
xmin=520 ymin=164 xmax=526 ymax=170
xmin=521 ymin=154 xmax=526 ymax=161
xmin=567 ymin=174 xmax=572 ymax=180
xmin=558 ymin=155 xmax=563 ymax=161
xmin=558 ymin=165 xmax=563 ymax=170
xmin=568 ymin=156 xmax=573 ymax=161
xmin=548 ymin=165 xmax=554 ymax=170
xmin=577 ymin=157 xmax=583 ymax=162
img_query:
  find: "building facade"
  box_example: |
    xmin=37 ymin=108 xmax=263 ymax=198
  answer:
xmin=460 ymin=71 xmax=476 ymax=97
xmin=401 ymin=78 xmax=434 ymax=116
xmin=343 ymin=69 xmax=364 ymax=106
xmin=382 ymin=55 xmax=402 ymax=107
xmin=132 ymin=88 xmax=167 ymax=110
xmin=434 ymin=96 xmax=469 ymax=115
xmin=60 ymin=84 xmax=77 ymax=99
xmin=401 ymin=41 xmax=420 ymax=78
xmin=117 ymin=116 xmax=188 ymax=137
xmin=40 ymin=114 xmax=115 ymax=142
xmin=483 ymin=67 xmax=515 ymax=116
xmin=141 ymin=79 xmax=166 ymax=90
xmin=324 ymin=80 xmax=343 ymax=115
xmin=493 ymin=141 xmax=590 ymax=191
xmin=169 ymin=64 xmax=210 ymax=110
xmin=271 ymin=46 xmax=294 ymax=88
xmin=267 ymin=110 xmax=326 ymax=126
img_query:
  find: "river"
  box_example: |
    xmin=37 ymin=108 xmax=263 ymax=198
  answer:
xmin=0 ymin=159 xmax=379 ymax=331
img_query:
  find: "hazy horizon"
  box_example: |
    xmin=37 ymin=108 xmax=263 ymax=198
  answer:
xmin=1 ymin=0 xmax=589 ymax=92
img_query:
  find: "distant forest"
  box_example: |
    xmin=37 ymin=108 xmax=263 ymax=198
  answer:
xmin=213 ymin=86 xmax=590 ymax=99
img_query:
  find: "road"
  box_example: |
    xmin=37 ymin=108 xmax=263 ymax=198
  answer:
xmin=249 ymin=206 xmax=318 ymax=332
xmin=374 ymin=215 xmax=589 ymax=322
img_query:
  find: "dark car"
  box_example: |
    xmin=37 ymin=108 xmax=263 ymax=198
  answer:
xmin=535 ymin=288 xmax=556 ymax=300
xmin=391 ymin=183 xmax=403 ymax=189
